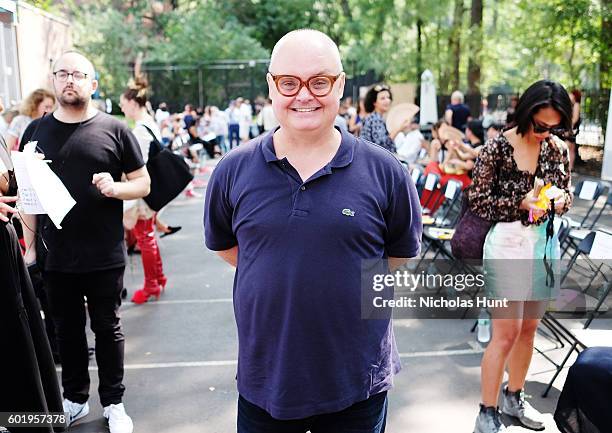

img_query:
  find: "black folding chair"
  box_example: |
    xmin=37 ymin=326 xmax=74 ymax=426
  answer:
xmin=540 ymin=230 xmax=612 ymax=397
xmin=561 ymin=181 xmax=606 ymax=257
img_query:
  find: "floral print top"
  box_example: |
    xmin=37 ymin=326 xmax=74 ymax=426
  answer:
xmin=468 ymin=133 xmax=572 ymax=226
xmin=360 ymin=112 xmax=396 ymax=152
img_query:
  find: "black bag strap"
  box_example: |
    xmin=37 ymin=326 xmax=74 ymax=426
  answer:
xmin=140 ymin=123 xmax=163 ymax=158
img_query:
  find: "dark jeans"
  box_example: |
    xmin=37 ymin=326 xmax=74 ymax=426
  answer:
xmin=237 ymin=391 xmax=387 ymax=433
xmin=228 ymin=124 xmax=240 ymax=149
xmin=46 ymin=267 xmax=126 ymax=407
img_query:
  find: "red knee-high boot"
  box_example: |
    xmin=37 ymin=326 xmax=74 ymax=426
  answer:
xmin=155 ymin=242 xmax=167 ymax=292
xmin=132 ymin=217 xmax=161 ymax=304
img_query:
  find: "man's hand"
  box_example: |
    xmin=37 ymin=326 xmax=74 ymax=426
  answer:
xmin=217 ymin=246 xmax=238 ymax=267
xmin=0 ymin=195 xmax=18 ymax=222
xmin=92 ymin=172 xmax=117 ymax=198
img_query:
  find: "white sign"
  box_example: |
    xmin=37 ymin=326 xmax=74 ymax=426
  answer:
xmin=445 ymin=181 xmax=459 ymax=199
xmin=578 ymin=181 xmax=598 ymax=200
xmin=590 ymin=231 xmax=612 ymax=260
xmin=424 ymin=174 xmax=438 ymax=191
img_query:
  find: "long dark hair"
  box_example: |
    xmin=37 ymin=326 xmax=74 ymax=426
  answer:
xmin=511 ymin=80 xmax=572 ymax=136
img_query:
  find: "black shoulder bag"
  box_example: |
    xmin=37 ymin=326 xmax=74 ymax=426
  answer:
xmin=141 ymin=124 xmax=194 ymax=211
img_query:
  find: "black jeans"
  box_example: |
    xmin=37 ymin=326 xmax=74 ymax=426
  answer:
xmin=237 ymin=391 xmax=387 ymax=433
xmin=46 ymin=267 xmax=126 ymax=407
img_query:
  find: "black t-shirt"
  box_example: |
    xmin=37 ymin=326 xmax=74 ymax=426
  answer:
xmin=20 ymin=112 xmax=144 ymax=273
xmin=446 ymin=103 xmax=471 ymax=131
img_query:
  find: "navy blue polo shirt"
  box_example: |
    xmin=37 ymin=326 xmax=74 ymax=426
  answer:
xmin=204 ymin=127 xmax=422 ymax=420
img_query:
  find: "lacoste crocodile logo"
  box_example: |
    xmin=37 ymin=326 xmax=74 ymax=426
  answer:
xmin=342 ymin=208 xmax=355 ymax=217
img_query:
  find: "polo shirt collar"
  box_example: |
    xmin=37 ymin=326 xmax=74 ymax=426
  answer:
xmin=261 ymin=126 xmax=355 ymax=169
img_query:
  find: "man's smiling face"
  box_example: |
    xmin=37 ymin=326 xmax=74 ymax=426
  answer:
xmin=267 ymin=32 xmax=344 ymax=135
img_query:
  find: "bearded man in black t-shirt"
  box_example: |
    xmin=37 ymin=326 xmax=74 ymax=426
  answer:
xmin=20 ymin=51 xmax=149 ymax=433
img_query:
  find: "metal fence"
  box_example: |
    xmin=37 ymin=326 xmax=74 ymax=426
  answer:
xmin=141 ymin=59 xmax=609 ymax=132
xmin=141 ymin=60 xmax=270 ymax=112
xmin=437 ymin=90 xmax=609 ymax=131
xmin=141 ymin=61 xmax=382 ymax=112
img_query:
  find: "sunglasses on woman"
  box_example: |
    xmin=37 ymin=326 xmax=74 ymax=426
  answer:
xmin=531 ymin=119 xmax=565 ymax=135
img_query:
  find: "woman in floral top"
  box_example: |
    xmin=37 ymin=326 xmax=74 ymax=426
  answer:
xmin=360 ymin=84 xmax=411 ymax=152
xmin=470 ymin=81 xmax=573 ymax=433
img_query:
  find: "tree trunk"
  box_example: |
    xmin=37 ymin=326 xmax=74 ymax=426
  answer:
xmin=601 ymin=0 xmax=611 ymax=88
xmin=467 ymin=0 xmax=483 ymax=94
xmin=449 ymin=0 xmax=464 ymax=92
xmin=568 ymin=33 xmax=577 ymax=88
xmin=437 ymin=16 xmax=447 ymax=93
xmin=417 ymin=18 xmax=423 ymax=92
xmin=340 ymin=0 xmax=353 ymax=24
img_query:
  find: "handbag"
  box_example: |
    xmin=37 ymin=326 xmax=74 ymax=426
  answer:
xmin=450 ymin=191 xmax=493 ymax=260
xmin=450 ymin=145 xmax=503 ymax=260
xmin=140 ymin=125 xmax=194 ymax=212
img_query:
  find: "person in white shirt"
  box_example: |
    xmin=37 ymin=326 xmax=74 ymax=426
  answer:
xmin=239 ymin=98 xmax=252 ymax=143
xmin=395 ymin=120 xmax=426 ymax=164
xmin=154 ymin=102 xmax=170 ymax=126
xmin=227 ymin=100 xmax=242 ymax=149
xmin=260 ymin=98 xmax=278 ymax=132
xmin=119 ymin=78 xmax=169 ymax=307
xmin=210 ymin=106 xmax=229 ymax=152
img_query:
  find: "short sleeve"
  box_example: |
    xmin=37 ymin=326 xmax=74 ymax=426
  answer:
xmin=204 ymin=160 xmax=237 ymax=250
xmin=384 ymin=167 xmax=422 ymax=257
xmin=120 ymin=126 xmax=145 ymax=174
xmin=19 ymin=119 xmax=38 ymax=151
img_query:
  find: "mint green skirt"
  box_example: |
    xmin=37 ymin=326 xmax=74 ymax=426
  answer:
xmin=483 ymin=220 xmax=560 ymax=301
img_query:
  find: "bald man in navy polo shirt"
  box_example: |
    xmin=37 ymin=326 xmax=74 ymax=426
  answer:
xmin=204 ymin=29 xmax=422 ymax=433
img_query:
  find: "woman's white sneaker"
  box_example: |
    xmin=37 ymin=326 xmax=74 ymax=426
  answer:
xmin=501 ymin=387 xmax=545 ymax=430
xmin=103 ymin=403 xmax=134 ymax=433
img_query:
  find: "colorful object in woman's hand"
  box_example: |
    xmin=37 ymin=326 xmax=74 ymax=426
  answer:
xmin=531 ymin=183 xmax=563 ymax=221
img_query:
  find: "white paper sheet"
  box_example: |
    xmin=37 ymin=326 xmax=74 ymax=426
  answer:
xmin=445 ymin=181 xmax=459 ymax=199
xmin=11 ymin=151 xmax=45 ymax=214
xmin=578 ymin=181 xmax=598 ymax=200
xmin=424 ymin=174 xmax=437 ymax=191
xmin=11 ymin=149 xmax=76 ymax=229
xmin=28 ymin=158 xmax=76 ymax=229
xmin=590 ymin=231 xmax=612 ymax=260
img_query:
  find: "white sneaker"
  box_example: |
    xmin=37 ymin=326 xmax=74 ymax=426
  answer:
xmin=103 ymin=403 xmax=134 ymax=433
xmin=62 ymin=399 xmax=89 ymax=425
